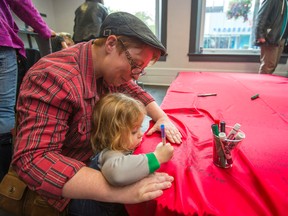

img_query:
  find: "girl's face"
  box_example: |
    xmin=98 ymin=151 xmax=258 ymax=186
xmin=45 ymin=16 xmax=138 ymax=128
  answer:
xmin=128 ymin=126 xmax=144 ymax=150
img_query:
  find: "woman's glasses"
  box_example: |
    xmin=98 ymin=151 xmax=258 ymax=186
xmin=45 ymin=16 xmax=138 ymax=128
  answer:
xmin=118 ymin=39 xmax=146 ymax=78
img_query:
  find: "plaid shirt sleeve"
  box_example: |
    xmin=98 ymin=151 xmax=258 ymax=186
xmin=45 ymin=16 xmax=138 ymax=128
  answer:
xmin=12 ymin=46 xmax=94 ymax=211
xmin=116 ymin=80 xmax=155 ymax=106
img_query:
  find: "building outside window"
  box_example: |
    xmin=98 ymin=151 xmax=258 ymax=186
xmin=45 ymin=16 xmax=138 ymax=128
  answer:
xmin=202 ymin=0 xmax=263 ymax=51
xmin=188 ymin=0 xmax=277 ymax=63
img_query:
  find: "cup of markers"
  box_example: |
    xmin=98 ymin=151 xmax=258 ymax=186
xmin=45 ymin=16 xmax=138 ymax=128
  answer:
xmin=211 ymin=122 xmax=245 ymax=168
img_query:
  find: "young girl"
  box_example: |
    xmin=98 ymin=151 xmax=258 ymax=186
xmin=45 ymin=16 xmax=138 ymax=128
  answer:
xmin=69 ymin=93 xmax=174 ymax=216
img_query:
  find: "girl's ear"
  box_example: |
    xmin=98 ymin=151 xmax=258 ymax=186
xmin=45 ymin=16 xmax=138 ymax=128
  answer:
xmin=105 ymin=35 xmax=118 ymax=53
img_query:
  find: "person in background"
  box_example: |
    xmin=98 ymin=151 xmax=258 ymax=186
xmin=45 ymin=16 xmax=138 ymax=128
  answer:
xmin=60 ymin=32 xmax=75 ymax=47
xmin=254 ymin=0 xmax=288 ymax=74
xmin=51 ymin=32 xmax=74 ymax=52
xmin=73 ymin=0 xmax=108 ymax=44
xmin=51 ymin=34 xmax=68 ymax=52
xmin=13 ymin=12 xmax=181 ymax=214
xmin=0 ymin=0 xmax=55 ymax=181
xmin=69 ymin=93 xmax=174 ymax=216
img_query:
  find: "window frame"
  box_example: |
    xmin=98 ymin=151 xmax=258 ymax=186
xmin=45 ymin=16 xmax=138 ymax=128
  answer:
xmin=158 ymin=0 xmax=167 ymax=61
xmin=188 ymin=0 xmax=288 ymax=63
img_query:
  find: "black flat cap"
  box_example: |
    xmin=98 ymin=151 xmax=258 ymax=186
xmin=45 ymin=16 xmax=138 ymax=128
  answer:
xmin=98 ymin=12 xmax=166 ymax=56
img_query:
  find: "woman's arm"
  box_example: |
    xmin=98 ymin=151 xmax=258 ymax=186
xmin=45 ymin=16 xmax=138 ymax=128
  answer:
xmin=9 ymin=0 xmax=52 ymax=38
xmin=62 ymin=166 xmax=173 ymax=203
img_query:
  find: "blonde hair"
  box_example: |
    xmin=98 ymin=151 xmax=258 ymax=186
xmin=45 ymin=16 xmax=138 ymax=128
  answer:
xmin=91 ymin=93 xmax=146 ymax=153
xmin=93 ymin=36 xmax=161 ymax=64
xmin=58 ymin=32 xmax=74 ymax=46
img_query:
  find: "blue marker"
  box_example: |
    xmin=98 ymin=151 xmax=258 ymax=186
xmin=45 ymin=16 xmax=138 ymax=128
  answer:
xmin=160 ymin=124 xmax=166 ymax=145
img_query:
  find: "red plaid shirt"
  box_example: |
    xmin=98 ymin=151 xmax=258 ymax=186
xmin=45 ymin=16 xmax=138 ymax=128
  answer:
xmin=12 ymin=41 xmax=154 ymax=211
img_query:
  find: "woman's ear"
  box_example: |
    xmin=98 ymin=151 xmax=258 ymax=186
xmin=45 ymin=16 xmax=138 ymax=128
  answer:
xmin=105 ymin=35 xmax=118 ymax=53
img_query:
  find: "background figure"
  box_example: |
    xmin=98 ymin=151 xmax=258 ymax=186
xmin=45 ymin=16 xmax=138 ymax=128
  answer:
xmin=73 ymin=0 xmax=108 ymax=44
xmin=69 ymin=93 xmax=174 ymax=216
xmin=254 ymin=0 xmax=288 ymax=74
xmin=51 ymin=32 xmax=74 ymax=52
xmin=0 ymin=0 xmax=54 ymax=181
xmin=60 ymin=32 xmax=75 ymax=47
xmin=51 ymin=34 xmax=68 ymax=52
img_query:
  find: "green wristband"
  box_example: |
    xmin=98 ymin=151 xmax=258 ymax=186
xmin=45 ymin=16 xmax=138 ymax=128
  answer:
xmin=146 ymin=153 xmax=160 ymax=173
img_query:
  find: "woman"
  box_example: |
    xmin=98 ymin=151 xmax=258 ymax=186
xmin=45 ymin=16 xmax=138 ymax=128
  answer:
xmin=13 ymin=12 xmax=181 ymax=214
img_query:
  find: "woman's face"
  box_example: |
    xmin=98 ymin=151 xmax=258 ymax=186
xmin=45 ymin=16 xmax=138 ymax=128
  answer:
xmin=103 ymin=42 xmax=154 ymax=86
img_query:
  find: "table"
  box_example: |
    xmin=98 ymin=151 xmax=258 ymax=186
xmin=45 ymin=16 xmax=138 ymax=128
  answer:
xmin=126 ymin=72 xmax=288 ymax=216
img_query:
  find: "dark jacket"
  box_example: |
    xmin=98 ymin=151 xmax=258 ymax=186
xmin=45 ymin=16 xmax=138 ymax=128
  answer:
xmin=73 ymin=1 xmax=108 ymax=43
xmin=255 ymin=0 xmax=287 ymax=45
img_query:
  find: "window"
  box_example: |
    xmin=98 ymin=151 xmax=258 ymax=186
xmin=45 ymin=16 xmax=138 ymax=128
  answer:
xmin=203 ymin=0 xmax=259 ymax=51
xmin=189 ymin=0 xmax=287 ymax=63
xmin=104 ymin=0 xmax=167 ymax=60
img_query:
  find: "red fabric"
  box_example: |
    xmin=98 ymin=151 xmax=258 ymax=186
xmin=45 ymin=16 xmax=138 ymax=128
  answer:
xmin=126 ymin=72 xmax=288 ymax=216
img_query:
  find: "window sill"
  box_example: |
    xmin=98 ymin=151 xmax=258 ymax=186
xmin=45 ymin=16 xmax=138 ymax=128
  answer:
xmin=188 ymin=53 xmax=288 ymax=64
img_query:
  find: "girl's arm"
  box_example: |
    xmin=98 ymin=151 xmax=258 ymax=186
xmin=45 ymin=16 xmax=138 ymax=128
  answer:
xmin=99 ymin=150 xmax=157 ymax=186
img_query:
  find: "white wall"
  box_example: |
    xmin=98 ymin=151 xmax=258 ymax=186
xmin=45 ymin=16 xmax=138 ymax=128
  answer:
xmin=14 ymin=0 xmax=55 ymax=48
xmin=32 ymin=0 xmax=56 ymax=30
xmin=30 ymin=0 xmax=287 ymax=85
xmin=50 ymin=0 xmax=81 ymax=34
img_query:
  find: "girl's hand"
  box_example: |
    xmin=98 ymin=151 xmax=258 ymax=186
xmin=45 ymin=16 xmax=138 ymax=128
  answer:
xmin=154 ymin=142 xmax=174 ymax=164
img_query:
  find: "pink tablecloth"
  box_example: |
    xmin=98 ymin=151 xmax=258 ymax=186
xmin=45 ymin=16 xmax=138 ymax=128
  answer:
xmin=126 ymin=72 xmax=288 ymax=216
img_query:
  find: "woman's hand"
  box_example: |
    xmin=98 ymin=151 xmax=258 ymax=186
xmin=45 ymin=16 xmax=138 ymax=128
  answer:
xmin=50 ymin=29 xmax=56 ymax=37
xmin=146 ymin=116 xmax=182 ymax=144
xmin=122 ymin=172 xmax=174 ymax=203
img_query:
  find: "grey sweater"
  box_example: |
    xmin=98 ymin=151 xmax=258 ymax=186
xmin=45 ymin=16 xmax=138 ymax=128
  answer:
xmin=97 ymin=149 xmax=160 ymax=186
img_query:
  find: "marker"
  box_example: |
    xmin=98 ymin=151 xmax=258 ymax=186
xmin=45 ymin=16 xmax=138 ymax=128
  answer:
xmin=251 ymin=94 xmax=259 ymax=100
xmin=227 ymin=123 xmax=241 ymax=140
xmin=160 ymin=124 xmax=166 ymax=145
xmin=220 ymin=121 xmax=226 ymax=133
xmin=211 ymin=123 xmax=219 ymax=136
xmin=219 ymin=132 xmax=233 ymax=165
xmin=229 ymin=131 xmax=246 ymax=150
xmin=198 ymin=93 xmax=217 ymax=97
xmin=234 ymin=131 xmax=246 ymax=141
